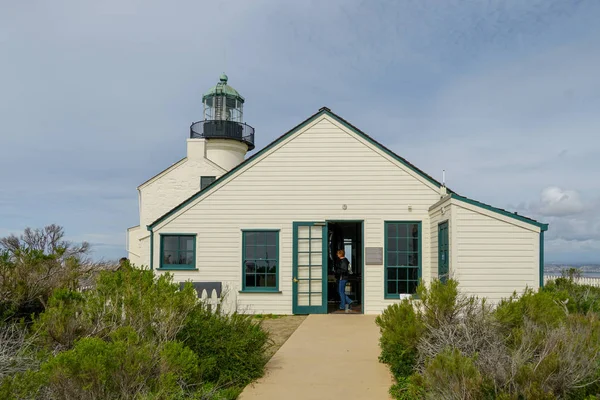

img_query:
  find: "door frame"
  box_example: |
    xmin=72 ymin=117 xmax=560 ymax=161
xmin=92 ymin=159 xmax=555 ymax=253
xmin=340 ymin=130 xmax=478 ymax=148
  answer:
xmin=292 ymin=222 xmax=328 ymax=314
xmin=438 ymin=221 xmax=449 ymax=283
xmin=326 ymin=220 xmax=364 ymax=314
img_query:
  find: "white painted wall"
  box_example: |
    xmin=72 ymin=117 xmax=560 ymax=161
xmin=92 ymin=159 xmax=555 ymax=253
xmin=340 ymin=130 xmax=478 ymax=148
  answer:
xmin=205 ymin=139 xmax=248 ymax=172
xmin=150 ymin=115 xmax=442 ymax=315
xmin=137 ymin=140 xmax=227 ymax=229
xmin=450 ymin=199 xmax=540 ymax=303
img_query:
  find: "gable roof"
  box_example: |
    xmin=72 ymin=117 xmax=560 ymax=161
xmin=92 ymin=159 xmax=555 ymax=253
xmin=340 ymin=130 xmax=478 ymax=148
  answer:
xmin=148 ymin=107 xmax=448 ymax=229
xmin=147 ymin=107 xmax=547 ymax=232
xmin=451 ymin=193 xmax=548 ymax=231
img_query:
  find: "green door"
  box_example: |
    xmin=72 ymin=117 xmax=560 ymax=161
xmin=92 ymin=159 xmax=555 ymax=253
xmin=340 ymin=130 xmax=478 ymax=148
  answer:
xmin=438 ymin=222 xmax=449 ymax=283
xmin=292 ymin=222 xmax=327 ymax=314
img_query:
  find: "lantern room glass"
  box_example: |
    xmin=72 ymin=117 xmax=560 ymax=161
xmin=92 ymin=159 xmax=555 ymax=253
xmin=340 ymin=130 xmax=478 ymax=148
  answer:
xmin=203 ymin=96 xmax=243 ymax=122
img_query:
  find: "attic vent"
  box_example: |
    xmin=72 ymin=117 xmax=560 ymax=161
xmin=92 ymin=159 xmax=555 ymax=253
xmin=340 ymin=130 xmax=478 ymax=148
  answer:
xmin=201 ymin=176 xmax=216 ymax=190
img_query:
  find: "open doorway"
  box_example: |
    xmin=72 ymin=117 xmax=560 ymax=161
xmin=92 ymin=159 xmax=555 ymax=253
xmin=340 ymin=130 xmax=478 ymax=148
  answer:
xmin=326 ymin=221 xmax=363 ymax=314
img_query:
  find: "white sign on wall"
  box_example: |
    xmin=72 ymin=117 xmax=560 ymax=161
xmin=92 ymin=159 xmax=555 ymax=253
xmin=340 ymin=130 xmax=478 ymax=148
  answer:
xmin=365 ymin=247 xmax=383 ymax=265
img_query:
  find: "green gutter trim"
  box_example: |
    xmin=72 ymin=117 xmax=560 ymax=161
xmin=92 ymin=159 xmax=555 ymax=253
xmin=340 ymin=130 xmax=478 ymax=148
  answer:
xmin=539 ymin=230 xmax=545 ymax=288
xmin=148 ymin=107 xmax=449 ymax=229
xmin=146 ymin=225 xmax=154 ymax=271
xmin=450 ymin=193 xmax=549 ymax=230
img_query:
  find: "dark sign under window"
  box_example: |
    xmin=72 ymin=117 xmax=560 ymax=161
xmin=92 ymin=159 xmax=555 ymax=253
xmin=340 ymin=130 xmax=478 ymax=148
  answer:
xmin=243 ymin=231 xmax=279 ymax=291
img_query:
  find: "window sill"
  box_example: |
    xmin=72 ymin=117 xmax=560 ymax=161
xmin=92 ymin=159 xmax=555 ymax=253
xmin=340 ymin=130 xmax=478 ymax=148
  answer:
xmin=156 ymin=268 xmax=198 ymax=271
xmin=239 ymin=290 xmax=282 ymax=294
xmin=385 ymin=294 xmax=418 ymax=300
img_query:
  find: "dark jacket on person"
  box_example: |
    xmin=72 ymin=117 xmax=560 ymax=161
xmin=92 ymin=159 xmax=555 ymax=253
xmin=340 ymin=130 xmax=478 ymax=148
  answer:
xmin=335 ymin=257 xmax=350 ymax=280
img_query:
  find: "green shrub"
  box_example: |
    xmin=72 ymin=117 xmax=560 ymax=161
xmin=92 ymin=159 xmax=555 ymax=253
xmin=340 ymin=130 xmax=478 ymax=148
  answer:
xmin=2 ymin=327 xmax=207 ymax=400
xmin=33 ymin=265 xmax=198 ymax=351
xmin=178 ymin=303 xmax=271 ymax=387
xmin=494 ymin=287 xmax=568 ymax=332
xmin=389 ymin=374 xmax=425 ymax=400
xmin=544 ymin=277 xmax=600 ymax=315
xmin=375 ymin=299 xmax=424 ymax=379
xmin=3 ymin=264 xmax=272 ymax=399
xmin=378 ymin=279 xmax=600 ymax=400
xmin=417 ymin=279 xmax=467 ymax=328
xmin=422 ymin=348 xmax=485 ymax=400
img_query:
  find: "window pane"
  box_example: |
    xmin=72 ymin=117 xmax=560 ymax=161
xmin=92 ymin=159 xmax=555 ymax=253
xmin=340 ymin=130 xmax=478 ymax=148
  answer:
xmin=398 ymin=238 xmax=408 ymax=252
xmin=387 ymin=280 xmax=397 ymax=295
xmin=255 ymin=244 xmax=267 ymax=259
xmin=388 ymin=267 xmax=397 ymax=280
xmin=245 ymin=245 xmax=256 ymax=259
xmin=387 ymin=224 xmax=397 ymax=238
xmin=408 ymin=280 xmax=418 ymax=294
xmin=409 ymin=224 xmax=419 ymax=238
xmin=399 ymin=281 xmax=408 ymax=294
xmin=245 ymin=232 xmax=257 ymax=246
xmin=397 ymin=252 xmax=409 ymax=266
xmin=399 ymin=268 xmax=408 ymax=280
xmin=256 ymin=275 xmax=266 ymax=287
xmin=163 ymin=236 xmax=178 ymax=251
xmin=266 ymin=274 xmax=276 ymax=287
xmin=266 ymin=232 xmax=277 ymax=246
xmin=163 ymin=251 xmax=176 ymax=264
xmin=409 ymin=253 xmax=419 ymax=267
xmin=180 ymin=237 xmax=194 ymax=251
xmin=388 ymin=252 xmax=398 ymax=266
xmin=184 ymin=251 xmax=195 ymax=265
xmin=408 ymin=267 xmax=419 ymax=281
xmin=265 ymin=245 xmax=277 ymax=259
xmin=387 ymin=237 xmax=397 ymax=251
xmin=408 ymin=237 xmax=419 ymax=252
xmin=255 ymin=260 xmax=267 ymax=273
xmin=397 ymin=223 xmax=408 ymax=238
xmin=255 ymin=232 xmax=267 ymax=245
xmin=245 ymin=274 xmax=256 ymax=288
xmin=267 ymin=263 xmax=277 ymax=274
xmin=245 ymin=261 xmax=255 ymax=273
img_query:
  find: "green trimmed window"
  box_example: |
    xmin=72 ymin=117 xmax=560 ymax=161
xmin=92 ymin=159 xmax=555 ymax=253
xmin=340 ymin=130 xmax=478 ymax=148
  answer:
xmin=385 ymin=222 xmax=421 ymax=297
xmin=242 ymin=230 xmax=279 ymax=291
xmin=200 ymin=176 xmax=216 ymax=190
xmin=160 ymin=234 xmax=196 ymax=270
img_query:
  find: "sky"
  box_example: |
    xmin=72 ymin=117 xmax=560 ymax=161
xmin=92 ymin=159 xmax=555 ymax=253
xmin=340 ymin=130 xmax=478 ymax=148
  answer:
xmin=1 ymin=0 xmax=599 ymax=263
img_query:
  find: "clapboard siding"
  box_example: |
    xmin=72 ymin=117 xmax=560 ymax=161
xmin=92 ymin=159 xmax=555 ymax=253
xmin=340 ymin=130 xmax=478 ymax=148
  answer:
xmin=452 ymin=202 xmax=539 ymax=303
xmin=152 ymin=115 xmax=441 ymax=314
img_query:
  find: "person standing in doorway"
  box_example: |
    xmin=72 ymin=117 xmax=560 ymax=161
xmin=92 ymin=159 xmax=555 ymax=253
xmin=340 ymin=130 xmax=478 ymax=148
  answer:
xmin=336 ymin=249 xmax=353 ymax=312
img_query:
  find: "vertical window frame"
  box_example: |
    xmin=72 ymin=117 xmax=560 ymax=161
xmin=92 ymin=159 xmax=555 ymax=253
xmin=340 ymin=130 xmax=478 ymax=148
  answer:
xmin=384 ymin=221 xmax=422 ymax=298
xmin=241 ymin=229 xmax=280 ymax=292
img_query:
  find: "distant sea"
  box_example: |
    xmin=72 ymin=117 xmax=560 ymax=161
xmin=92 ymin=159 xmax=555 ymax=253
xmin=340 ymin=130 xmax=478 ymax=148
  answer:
xmin=544 ymin=264 xmax=600 ymax=279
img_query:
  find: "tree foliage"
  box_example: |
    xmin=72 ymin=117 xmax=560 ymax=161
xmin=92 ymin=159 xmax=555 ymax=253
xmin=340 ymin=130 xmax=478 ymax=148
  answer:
xmin=0 ymin=225 xmax=111 ymax=321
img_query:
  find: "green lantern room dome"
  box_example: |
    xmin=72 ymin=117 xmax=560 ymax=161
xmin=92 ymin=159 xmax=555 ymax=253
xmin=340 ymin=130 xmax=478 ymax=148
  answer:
xmin=202 ymin=73 xmax=245 ymax=103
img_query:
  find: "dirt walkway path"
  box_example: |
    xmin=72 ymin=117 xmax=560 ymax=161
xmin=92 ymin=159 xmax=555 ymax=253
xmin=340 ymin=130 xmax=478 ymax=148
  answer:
xmin=240 ymin=314 xmax=394 ymax=400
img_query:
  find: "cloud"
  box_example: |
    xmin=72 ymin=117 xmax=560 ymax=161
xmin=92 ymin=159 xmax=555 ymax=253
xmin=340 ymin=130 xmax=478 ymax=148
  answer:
xmin=534 ymin=187 xmax=586 ymax=217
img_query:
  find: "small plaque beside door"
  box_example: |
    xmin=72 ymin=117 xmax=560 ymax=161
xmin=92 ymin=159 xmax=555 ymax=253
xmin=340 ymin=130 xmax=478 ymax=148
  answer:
xmin=365 ymin=247 xmax=383 ymax=265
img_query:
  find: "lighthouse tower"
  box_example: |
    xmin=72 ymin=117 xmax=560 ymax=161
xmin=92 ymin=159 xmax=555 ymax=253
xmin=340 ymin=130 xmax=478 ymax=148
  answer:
xmin=188 ymin=74 xmax=255 ymax=171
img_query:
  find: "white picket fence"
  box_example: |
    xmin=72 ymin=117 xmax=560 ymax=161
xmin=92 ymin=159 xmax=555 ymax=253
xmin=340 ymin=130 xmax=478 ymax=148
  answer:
xmin=198 ymin=288 xmax=222 ymax=312
xmin=544 ymin=275 xmax=600 ymax=288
